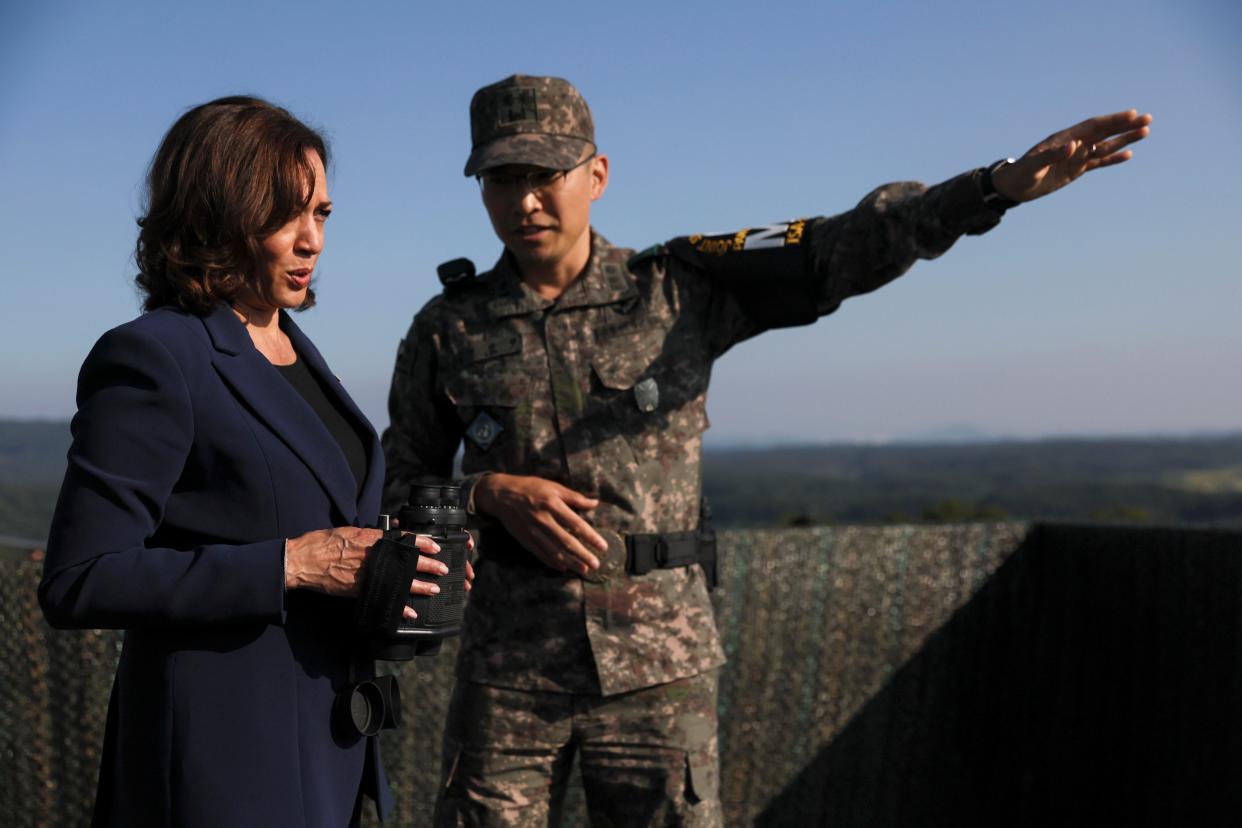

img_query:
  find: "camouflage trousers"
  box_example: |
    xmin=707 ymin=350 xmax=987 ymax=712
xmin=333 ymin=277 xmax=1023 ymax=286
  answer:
xmin=434 ymin=670 xmax=722 ymax=827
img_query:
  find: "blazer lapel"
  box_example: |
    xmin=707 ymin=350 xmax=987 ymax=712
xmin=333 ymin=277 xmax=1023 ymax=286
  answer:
xmin=201 ymin=305 xmax=360 ymax=523
xmin=280 ymin=312 xmax=384 ymax=514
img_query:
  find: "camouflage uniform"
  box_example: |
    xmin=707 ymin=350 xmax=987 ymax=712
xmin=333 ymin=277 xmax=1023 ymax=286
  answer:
xmin=382 ymin=74 xmax=1006 ymax=826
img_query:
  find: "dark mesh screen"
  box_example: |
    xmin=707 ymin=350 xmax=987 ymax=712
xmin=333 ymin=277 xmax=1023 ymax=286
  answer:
xmin=5 ymin=522 xmax=1241 ymax=826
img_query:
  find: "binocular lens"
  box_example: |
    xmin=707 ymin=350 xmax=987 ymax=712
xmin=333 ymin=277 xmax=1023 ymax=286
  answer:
xmin=346 ymin=681 xmax=384 ymax=737
xmin=333 ymin=675 xmax=401 ymax=738
xmin=409 ymin=484 xmax=455 ymax=507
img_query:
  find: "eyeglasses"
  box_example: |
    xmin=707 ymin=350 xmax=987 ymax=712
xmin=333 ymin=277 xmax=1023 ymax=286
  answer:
xmin=476 ymin=154 xmax=596 ymax=198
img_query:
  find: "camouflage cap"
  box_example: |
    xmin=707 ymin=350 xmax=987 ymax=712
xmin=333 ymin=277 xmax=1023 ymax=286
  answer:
xmin=463 ymin=74 xmax=595 ymax=177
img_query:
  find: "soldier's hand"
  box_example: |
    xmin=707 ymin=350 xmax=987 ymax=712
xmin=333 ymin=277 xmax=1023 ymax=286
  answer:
xmin=992 ymin=109 xmax=1152 ymax=204
xmin=474 ymin=473 xmax=607 ymax=574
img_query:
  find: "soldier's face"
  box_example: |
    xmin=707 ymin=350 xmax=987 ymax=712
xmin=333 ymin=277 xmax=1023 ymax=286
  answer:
xmin=480 ymin=153 xmax=608 ymax=275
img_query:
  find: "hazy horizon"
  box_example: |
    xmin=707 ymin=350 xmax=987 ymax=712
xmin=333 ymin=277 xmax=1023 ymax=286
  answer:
xmin=4 ymin=414 xmax=1239 ymax=451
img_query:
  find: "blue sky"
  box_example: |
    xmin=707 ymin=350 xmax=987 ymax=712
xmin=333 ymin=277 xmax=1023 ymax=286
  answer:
xmin=2 ymin=0 xmax=1239 ymax=444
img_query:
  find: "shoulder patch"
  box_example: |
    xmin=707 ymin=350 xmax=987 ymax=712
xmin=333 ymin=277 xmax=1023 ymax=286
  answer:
xmin=437 ymin=257 xmax=478 ymax=292
xmin=684 ymin=220 xmax=808 ymax=255
xmin=626 ymin=244 xmax=667 ymax=271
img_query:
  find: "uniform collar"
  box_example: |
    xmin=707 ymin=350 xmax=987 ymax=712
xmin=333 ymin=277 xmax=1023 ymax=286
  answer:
xmin=486 ymin=231 xmax=637 ymax=318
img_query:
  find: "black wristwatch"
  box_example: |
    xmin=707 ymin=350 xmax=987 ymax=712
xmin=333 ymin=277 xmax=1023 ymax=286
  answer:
xmin=980 ymin=157 xmax=1020 ymax=212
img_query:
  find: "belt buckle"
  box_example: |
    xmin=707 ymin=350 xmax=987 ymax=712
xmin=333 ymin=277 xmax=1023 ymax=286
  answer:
xmin=581 ymin=529 xmax=627 ymax=584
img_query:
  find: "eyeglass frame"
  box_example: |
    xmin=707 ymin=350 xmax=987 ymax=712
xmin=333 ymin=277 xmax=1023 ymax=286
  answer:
xmin=475 ymin=153 xmax=598 ymax=198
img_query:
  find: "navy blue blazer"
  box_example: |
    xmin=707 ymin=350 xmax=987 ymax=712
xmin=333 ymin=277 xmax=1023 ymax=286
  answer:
xmin=40 ymin=304 xmax=393 ymax=827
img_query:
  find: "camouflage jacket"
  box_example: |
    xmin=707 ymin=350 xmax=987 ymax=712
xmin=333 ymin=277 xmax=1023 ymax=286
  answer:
xmin=382 ymin=170 xmax=1003 ymax=696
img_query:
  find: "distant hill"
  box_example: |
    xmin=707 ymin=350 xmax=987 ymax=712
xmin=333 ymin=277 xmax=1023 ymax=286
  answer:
xmin=0 ymin=420 xmax=70 ymax=487
xmin=3 ymin=419 xmax=1242 ymax=539
xmin=0 ymin=420 xmax=70 ymax=543
xmin=703 ymin=434 xmax=1242 ymax=527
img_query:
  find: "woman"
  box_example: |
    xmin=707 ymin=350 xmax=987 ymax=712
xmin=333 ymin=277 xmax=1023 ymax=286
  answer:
xmin=39 ymin=96 xmax=443 ymax=827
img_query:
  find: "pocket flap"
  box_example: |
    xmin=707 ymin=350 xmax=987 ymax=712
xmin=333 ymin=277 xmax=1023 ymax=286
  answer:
xmin=592 ymin=326 xmax=664 ymax=390
xmin=464 ymin=330 xmax=522 ymax=364
xmin=444 ymin=369 xmax=527 ymax=409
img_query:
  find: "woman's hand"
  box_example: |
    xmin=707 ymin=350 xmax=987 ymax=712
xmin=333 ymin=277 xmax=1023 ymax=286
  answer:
xmin=284 ymin=527 xmax=446 ymax=619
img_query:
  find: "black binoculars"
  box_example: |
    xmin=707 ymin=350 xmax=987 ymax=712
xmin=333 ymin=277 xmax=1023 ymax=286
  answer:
xmin=355 ymin=483 xmax=471 ymax=661
xmin=335 ymin=484 xmax=471 ymax=738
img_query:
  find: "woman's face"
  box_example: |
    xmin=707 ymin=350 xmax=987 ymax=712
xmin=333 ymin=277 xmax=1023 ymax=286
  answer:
xmin=247 ymin=150 xmax=332 ymax=312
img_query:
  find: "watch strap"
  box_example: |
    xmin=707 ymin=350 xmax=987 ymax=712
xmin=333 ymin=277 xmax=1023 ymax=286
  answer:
xmin=980 ymin=157 xmax=1020 ymax=211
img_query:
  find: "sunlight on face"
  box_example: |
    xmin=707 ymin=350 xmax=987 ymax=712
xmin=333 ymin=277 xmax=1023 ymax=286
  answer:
xmin=249 ymin=150 xmax=332 ymax=312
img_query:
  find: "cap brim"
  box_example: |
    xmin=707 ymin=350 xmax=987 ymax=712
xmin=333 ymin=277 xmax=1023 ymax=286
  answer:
xmin=464 ymin=134 xmax=592 ymax=177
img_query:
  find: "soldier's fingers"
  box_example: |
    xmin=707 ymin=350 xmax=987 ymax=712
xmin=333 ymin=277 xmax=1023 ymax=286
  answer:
xmin=549 ymin=500 xmax=608 ymax=552
xmin=556 ymin=485 xmax=601 ymax=511
xmin=540 ymin=517 xmax=599 ymax=572
xmin=1072 ymin=109 xmax=1145 ymax=138
xmin=1068 ymin=109 xmax=1137 ymax=134
xmin=1089 ymin=126 xmax=1149 ymax=160
xmin=524 ymin=523 xmax=573 ymax=571
xmin=1090 ymin=150 xmax=1134 ymax=170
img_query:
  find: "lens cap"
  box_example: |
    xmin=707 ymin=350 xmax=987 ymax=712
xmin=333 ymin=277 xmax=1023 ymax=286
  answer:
xmin=334 ymin=681 xmax=385 ymax=737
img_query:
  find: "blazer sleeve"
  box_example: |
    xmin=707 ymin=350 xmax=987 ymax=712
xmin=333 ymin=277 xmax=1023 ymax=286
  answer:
xmin=39 ymin=324 xmax=286 ymax=630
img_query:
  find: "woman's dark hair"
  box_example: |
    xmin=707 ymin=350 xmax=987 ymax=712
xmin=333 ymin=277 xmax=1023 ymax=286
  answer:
xmin=135 ymin=96 xmax=329 ymax=314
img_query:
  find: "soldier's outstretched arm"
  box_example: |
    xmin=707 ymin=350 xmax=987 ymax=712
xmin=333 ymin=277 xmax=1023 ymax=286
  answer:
xmin=807 ymin=107 xmax=1153 ymax=307
xmin=991 ymin=109 xmax=1151 ymax=203
xmin=473 ymin=473 xmax=608 ymax=575
xmin=676 ymin=108 xmax=1152 ymax=359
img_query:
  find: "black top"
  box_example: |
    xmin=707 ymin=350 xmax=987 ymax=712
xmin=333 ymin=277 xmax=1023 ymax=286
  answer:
xmin=275 ymin=356 xmax=368 ymax=497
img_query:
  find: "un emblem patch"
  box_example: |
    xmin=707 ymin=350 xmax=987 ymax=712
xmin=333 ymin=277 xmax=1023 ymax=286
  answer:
xmin=466 ymin=411 xmax=503 ymax=451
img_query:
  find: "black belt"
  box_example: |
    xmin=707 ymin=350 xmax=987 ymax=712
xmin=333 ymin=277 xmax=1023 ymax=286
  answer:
xmin=478 ymin=525 xmax=718 ymax=590
xmin=626 ymin=529 xmax=717 ymax=589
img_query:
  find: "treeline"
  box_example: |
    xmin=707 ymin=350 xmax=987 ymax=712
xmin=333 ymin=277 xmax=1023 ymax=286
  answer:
xmin=702 ymin=435 xmax=1242 ymax=528
xmin=0 ymin=421 xmax=70 ymax=488
xmin=0 ymin=421 xmax=70 ymax=544
xmin=4 ymin=420 xmax=1242 ymax=539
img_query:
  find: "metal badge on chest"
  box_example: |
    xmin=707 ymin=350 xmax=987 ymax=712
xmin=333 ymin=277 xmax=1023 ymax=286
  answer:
xmin=633 ymin=377 xmax=659 ymax=414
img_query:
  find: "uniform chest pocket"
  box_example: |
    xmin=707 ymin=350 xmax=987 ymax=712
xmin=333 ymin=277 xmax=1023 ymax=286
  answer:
xmin=444 ymin=330 xmax=530 ymax=454
xmin=591 ymin=324 xmax=664 ymax=393
xmin=591 ymin=323 xmax=710 ymax=439
xmin=445 ymin=365 xmax=528 ymax=409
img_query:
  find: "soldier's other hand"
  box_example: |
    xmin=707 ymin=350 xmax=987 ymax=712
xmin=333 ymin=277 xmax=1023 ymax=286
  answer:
xmin=474 ymin=473 xmax=607 ymax=574
xmin=991 ymin=109 xmax=1151 ymax=204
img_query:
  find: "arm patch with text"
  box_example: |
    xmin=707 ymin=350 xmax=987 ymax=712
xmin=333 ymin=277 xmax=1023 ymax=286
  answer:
xmin=665 ymin=219 xmax=818 ymax=329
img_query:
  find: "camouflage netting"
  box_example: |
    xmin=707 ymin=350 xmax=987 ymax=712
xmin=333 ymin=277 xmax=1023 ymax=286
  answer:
xmin=4 ymin=523 xmax=1241 ymax=826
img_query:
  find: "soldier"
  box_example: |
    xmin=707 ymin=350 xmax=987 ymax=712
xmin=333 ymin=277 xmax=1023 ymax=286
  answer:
xmin=382 ymin=74 xmax=1150 ymax=826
